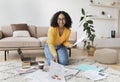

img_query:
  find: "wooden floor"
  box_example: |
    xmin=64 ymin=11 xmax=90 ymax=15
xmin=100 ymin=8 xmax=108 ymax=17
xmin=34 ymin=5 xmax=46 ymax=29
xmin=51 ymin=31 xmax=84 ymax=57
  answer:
xmin=0 ymin=48 xmax=120 ymax=71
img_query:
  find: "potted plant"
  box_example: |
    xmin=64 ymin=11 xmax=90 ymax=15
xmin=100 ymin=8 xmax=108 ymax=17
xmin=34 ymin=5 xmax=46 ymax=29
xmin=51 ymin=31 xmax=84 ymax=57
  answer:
xmin=90 ymin=0 xmax=93 ymax=3
xmin=79 ymin=8 xmax=96 ymax=56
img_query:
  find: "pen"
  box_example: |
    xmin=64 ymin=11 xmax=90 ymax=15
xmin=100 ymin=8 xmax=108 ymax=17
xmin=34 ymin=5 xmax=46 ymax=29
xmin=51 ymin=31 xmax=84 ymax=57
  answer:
xmin=98 ymin=73 xmax=104 ymax=76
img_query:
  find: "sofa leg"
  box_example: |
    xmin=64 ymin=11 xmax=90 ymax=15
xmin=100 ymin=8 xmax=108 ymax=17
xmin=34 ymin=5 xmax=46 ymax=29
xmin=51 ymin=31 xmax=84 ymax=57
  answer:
xmin=68 ymin=48 xmax=71 ymax=57
xmin=17 ymin=48 xmax=24 ymax=59
xmin=4 ymin=50 xmax=7 ymax=61
xmin=4 ymin=50 xmax=9 ymax=61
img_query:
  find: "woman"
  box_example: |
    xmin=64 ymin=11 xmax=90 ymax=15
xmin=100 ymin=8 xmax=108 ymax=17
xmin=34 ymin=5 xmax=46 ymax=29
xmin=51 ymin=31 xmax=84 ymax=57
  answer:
xmin=44 ymin=11 xmax=74 ymax=65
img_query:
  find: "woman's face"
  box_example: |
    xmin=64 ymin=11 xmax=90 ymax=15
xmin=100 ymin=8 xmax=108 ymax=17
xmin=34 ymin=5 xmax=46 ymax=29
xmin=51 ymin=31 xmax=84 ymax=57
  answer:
xmin=57 ymin=13 xmax=66 ymax=28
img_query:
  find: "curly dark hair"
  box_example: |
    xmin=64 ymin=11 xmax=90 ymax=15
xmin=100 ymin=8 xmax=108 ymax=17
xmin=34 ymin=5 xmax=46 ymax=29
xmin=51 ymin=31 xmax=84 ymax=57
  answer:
xmin=50 ymin=11 xmax=72 ymax=28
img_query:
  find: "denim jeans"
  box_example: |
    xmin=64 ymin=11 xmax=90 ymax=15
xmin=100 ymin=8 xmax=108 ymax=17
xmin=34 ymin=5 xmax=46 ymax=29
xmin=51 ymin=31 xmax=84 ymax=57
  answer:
xmin=44 ymin=44 xmax=69 ymax=65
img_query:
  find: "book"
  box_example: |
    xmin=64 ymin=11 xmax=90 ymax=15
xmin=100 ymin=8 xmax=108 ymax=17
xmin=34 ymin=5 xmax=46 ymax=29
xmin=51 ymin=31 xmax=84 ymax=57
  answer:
xmin=76 ymin=64 xmax=103 ymax=72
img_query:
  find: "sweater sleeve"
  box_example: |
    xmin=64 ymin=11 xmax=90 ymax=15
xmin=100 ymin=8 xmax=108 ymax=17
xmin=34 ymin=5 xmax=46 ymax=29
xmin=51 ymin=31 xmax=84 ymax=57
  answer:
xmin=47 ymin=28 xmax=57 ymax=57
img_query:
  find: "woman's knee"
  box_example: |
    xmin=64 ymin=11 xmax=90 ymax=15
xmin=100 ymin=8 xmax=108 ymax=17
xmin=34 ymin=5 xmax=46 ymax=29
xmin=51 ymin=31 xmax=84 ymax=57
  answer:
xmin=59 ymin=59 xmax=69 ymax=65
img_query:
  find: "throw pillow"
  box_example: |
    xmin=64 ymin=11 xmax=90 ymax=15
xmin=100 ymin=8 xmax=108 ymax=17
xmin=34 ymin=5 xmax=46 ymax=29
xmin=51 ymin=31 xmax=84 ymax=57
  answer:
xmin=11 ymin=24 xmax=29 ymax=32
xmin=13 ymin=31 xmax=31 ymax=37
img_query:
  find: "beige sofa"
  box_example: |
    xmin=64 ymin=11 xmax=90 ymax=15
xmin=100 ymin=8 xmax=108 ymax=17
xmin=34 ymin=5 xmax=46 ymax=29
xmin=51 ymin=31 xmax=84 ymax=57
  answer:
xmin=0 ymin=24 xmax=77 ymax=60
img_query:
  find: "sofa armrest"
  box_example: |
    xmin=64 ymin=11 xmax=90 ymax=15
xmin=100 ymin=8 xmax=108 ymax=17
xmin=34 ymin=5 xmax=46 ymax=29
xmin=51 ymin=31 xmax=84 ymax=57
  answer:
xmin=0 ymin=30 xmax=3 ymax=39
xmin=69 ymin=31 xmax=77 ymax=44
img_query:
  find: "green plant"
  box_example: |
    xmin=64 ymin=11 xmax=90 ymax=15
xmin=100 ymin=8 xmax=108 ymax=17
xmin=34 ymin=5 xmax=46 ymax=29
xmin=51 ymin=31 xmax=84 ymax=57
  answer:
xmin=80 ymin=8 xmax=96 ymax=49
xmin=90 ymin=0 xmax=93 ymax=3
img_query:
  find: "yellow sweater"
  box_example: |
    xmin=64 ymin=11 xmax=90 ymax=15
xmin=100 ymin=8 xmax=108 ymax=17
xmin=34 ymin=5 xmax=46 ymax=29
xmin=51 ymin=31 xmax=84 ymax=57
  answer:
xmin=47 ymin=27 xmax=71 ymax=57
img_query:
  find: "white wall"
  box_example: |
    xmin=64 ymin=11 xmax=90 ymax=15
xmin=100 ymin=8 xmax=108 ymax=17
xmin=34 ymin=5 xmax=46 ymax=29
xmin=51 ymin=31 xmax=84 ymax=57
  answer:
xmin=0 ymin=0 xmax=119 ymax=46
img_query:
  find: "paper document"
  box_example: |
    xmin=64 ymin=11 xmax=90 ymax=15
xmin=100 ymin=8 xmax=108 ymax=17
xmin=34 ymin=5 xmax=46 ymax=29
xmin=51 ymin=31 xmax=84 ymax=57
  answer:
xmin=63 ymin=67 xmax=79 ymax=76
xmin=16 ymin=67 xmax=38 ymax=75
xmin=25 ymin=70 xmax=49 ymax=82
xmin=73 ymin=36 xmax=85 ymax=46
xmin=76 ymin=64 xmax=103 ymax=72
xmin=81 ymin=70 xmax=108 ymax=81
xmin=49 ymin=61 xmax=65 ymax=82
xmin=49 ymin=61 xmax=79 ymax=82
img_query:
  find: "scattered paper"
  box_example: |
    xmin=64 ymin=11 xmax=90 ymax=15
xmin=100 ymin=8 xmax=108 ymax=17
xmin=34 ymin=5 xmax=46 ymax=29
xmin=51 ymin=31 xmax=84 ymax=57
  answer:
xmin=16 ymin=67 xmax=38 ymax=75
xmin=73 ymin=36 xmax=85 ymax=46
xmin=76 ymin=64 xmax=103 ymax=72
xmin=81 ymin=70 xmax=108 ymax=81
xmin=25 ymin=70 xmax=49 ymax=82
xmin=49 ymin=61 xmax=65 ymax=82
xmin=49 ymin=61 xmax=79 ymax=82
xmin=24 ymin=61 xmax=79 ymax=82
xmin=63 ymin=67 xmax=79 ymax=76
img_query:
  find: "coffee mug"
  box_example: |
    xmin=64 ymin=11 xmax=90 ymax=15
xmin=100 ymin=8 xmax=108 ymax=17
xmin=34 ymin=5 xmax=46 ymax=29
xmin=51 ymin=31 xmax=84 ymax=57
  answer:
xmin=38 ymin=61 xmax=45 ymax=70
xmin=111 ymin=30 xmax=115 ymax=38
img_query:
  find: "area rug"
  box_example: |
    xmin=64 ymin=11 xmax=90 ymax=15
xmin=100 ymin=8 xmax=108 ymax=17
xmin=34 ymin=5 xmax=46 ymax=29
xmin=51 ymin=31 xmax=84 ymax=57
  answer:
xmin=68 ymin=56 xmax=120 ymax=82
xmin=0 ymin=56 xmax=120 ymax=82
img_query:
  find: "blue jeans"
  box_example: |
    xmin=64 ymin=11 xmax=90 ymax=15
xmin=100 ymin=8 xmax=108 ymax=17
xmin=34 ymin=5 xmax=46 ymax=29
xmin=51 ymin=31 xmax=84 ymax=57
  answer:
xmin=44 ymin=44 xmax=69 ymax=65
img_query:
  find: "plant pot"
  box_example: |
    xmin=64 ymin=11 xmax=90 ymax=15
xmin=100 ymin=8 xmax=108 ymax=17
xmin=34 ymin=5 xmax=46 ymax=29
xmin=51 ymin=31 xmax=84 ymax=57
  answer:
xmin=87 ymin=46 xmax=96 ymax=56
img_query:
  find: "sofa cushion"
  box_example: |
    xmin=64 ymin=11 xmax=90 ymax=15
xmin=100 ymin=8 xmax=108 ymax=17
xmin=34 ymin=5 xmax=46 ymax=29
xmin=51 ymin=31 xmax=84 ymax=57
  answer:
xmin=28 ymin=25 xmax=37 ymax=37
xmin=11 ymin=24 xmax=29 ymax=32
xmin=37 ymin=27 xmax=49 ymax=37
xmin=0 ymin=37 xmax=40 ymax=47
xmin=0 ymin=25 xmax=36 ymax=37
xmin=38 ymin=37 xmax=47 ymax=47
xmin=0 ymin=26 xmax=13 ymax=37
xmin=13 ymin=31 xmax=31 ymax=37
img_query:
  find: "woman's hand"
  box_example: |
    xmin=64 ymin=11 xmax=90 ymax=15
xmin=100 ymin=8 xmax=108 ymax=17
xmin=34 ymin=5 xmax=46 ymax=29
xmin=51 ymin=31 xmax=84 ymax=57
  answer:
xmin=68 ymin=43 xmax=74 ymax=48
xmin=53 ymin=55 xmax=58 ymax=63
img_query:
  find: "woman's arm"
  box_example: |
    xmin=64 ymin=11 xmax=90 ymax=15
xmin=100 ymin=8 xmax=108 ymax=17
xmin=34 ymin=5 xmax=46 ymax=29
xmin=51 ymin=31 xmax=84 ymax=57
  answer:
xmin=47 ymin=28 xmax=58 ymax=58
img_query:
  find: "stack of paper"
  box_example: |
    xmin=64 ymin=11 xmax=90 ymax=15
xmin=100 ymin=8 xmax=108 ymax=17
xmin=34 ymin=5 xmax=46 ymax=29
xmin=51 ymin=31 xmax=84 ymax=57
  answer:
xmin=49 ymin=61 xmax=65 ymax=82
xmin=25 ymin=61 xmax=79 ymax=82
xmin=49 ymin=61 xmax=79 ymax=82
xmin=81 ymin=70 xmax=108 ymax=81
xmin=63 ymin=67 xmax=79 ymax=76
xmin=16 ymin=67 xmax=38 ymax=75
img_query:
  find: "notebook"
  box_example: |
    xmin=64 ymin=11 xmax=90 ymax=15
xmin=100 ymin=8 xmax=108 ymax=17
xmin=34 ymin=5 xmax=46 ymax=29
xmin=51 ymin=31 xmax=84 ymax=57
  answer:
xmin=76 ymin=64 xmax=103 ymax=72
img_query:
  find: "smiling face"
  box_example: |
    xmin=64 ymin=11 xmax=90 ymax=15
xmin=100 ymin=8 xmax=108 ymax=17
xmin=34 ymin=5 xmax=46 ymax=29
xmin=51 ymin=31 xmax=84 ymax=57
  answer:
xmin=57 ymin=13 xmax=66 ymax=28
